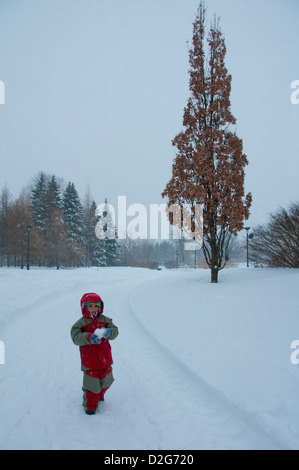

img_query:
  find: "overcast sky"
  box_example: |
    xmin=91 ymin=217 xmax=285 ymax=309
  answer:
xmin=0 ymin=0 xmax=298 ymax=229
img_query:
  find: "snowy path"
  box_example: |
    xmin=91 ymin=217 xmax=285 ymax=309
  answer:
xmin=0 ymin=267 xmax=295 ymax=449
xmin=116 ymin=288 xmax=281 ymax=450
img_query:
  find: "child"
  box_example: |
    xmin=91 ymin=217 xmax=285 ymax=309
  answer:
xmin=70 ymin=292 xmax=119 ymax=415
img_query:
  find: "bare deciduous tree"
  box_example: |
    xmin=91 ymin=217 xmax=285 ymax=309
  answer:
xmin=250 ymin=202 xmax=299 ymax=268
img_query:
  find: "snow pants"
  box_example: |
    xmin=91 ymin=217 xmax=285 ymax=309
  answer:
xmin=82 ymin=366 xmax=114 ymax=412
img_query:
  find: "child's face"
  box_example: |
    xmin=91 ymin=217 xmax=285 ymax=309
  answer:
xmin=86 ymin=303 xmax=100 ymax=318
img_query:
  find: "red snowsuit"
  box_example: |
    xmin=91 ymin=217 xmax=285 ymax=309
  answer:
xmin=70 ymin=293 xmax=119 ymax=412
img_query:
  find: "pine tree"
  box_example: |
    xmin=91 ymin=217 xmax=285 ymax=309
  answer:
xmin=44 ymin=208 xmax=69 ymax=268
xmin=31 ymin=173 xmax=64 ymax=266
xmin=61 ymin=182 xmax=85 ymax=266
xmin=95 ymin=198 xmax=120 ymax=266
xmin=82 ymin=189 xmax=102 ymax=266
xmin=31 ymin=172 xmax=48 ymax=236
xmin=162 ymin=2 xmax=252 ymax=283
xmin=62 ymin=182 xmax=84 ymax=244
xmin=45 ymin=175 xmax=61 ymax=217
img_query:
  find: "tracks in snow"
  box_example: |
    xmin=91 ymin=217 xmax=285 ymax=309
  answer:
xmin=113 ymin=278 xmax=286 ymax=450
xmin=0 ymin=269 xmax=289 ymax=450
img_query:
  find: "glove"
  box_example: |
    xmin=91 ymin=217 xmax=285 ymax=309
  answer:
xmin=90 ymin=328 xmax=112 ymax=343
xmin=90 ymin=334 xmax=102 ymax=344
xmin=102 ymin=328 xmax=112 ymax=339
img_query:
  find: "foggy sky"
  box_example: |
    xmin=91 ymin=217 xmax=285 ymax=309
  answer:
xmin=0 ymin=0 xmax=298 ymax=229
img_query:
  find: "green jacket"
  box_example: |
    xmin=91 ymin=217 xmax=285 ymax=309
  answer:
xmin=70 ymin=314 xmax=118 ymax=370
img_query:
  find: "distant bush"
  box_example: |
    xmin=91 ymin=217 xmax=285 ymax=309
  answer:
xmin=250 ymin=202 xmax=299 ymax=268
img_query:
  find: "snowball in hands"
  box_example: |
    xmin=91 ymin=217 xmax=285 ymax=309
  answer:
xmin=90 ymin=327 xmax=112 ymax=344
xmin=95 ymin=327 xmax=111 ymax=338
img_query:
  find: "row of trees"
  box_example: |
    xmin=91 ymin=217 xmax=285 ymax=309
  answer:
xmin=0 ymin=173 xmax=116 ymax=268
xmin=1 ymin=169 xmax=296 ymax=271
xmin=0 ymin=172 xmax=211 ymax=269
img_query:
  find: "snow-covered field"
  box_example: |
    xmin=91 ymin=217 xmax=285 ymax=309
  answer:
xmin=0 ymin=265 xmax=299 ymax=450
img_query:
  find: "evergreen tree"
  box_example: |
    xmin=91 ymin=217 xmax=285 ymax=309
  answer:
xmin=31 ymin=172 xmax=48 ymax=236
xmin=44 ymin=175 xmax=62 ymax=239
xmin=31 ymin=173 xmax=64 ymax=265
xmin=162 ymin=2 xmax=252 ymax=282
xmin=44 ymin=208 xmax=69 ymax=268
xmin=45 ymin=175 xmax=61 ymax=217
xmin=62 ymin=182 xmax=84 ymax=244
xmin=95 ymin=198 xmax=120 ymax=266
xmin=82 ymin=189 xmax=102 ymax=266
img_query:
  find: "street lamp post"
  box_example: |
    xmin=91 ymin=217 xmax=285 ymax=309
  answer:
xmin=245 ymin=227 xmax=250 ymax=267
xmin=27 ymin=225 xmax=32 ymax=270
xmin=244 ymin=227 xmax=254 ymax=267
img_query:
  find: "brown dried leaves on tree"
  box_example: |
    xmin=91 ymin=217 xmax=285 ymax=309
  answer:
xmin=162 ymin=2 xmax=252 ymax=282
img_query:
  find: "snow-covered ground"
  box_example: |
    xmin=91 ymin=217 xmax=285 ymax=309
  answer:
xmin=0 ymin=265 xmax=299 ymax=450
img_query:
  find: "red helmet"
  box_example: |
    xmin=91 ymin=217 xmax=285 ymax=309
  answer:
xmin=80 ymin=292 xmax=104 ymax=318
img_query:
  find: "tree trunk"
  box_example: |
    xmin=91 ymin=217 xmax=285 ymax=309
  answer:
xmin=211 ymin=266 xmax=219 ymax=283
xmin=209 ymin=237 xmax=219 ymax=283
